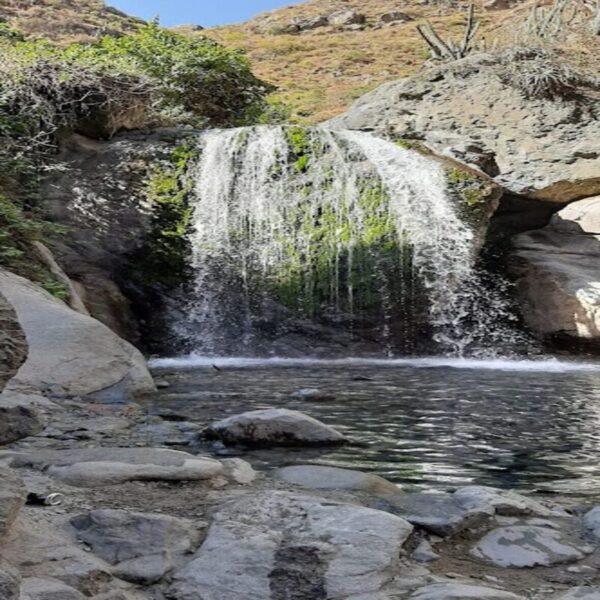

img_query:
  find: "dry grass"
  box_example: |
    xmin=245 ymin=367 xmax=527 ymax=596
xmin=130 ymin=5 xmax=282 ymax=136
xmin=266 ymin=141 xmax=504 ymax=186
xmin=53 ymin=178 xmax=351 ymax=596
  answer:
xmin=196 ymin=0 xmax=599 ymax=122
xmin=0 ymin=0 xmax=142 ymax=43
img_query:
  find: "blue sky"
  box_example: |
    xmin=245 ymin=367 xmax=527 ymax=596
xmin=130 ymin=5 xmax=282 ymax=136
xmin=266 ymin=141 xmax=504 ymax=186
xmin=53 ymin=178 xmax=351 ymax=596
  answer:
xmin=109 ymin=1 xmax=298 ymax=27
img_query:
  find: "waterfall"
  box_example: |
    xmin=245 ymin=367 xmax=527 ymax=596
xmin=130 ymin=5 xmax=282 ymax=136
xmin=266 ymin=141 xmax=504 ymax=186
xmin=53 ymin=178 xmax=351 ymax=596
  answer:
xmin=174 ymin=125 xmax=522 ymax=357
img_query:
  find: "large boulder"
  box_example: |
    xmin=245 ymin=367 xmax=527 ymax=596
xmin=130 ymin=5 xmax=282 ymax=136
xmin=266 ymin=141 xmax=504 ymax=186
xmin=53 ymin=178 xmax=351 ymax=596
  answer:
xmin=511 ymin=196 xmax=600 ymax=347
xmin=0 ymin=290 xmax=27 ymax=391
xmin=0 ymin=269 xmax=154 ymax=400
xmin=204 ymin=408 xmax=348 ymax=447
xmin=169 ymin=491 xmax=413 ymax=600
xmin=329 ymin=50 xmax=600 ymax=202
xmin=0 ymin=393 xmax=45 ymax=445
xmin=70 ymin=510 xmax=203 ymax=584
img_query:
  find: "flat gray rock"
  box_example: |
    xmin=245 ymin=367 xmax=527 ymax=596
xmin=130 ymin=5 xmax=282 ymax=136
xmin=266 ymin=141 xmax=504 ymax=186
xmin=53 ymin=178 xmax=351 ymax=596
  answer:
xmin=205 ymin=408 xmax=348 ymax=447
xmin=20 ymin=577 xmax=85 ymax=600
xmin=373 ymin=492 xmax=492 ymax=536
xmin=169 ymin=491 xmax=413 ymax=600
xmin=1 ymin=447 xmax=225 ymax=487
xmin=411 ymin=583 xmax=524 ymax=599
xmin=71 ymin=510 xmax=202 ymax=584
xmin=453 ymin=486 xmax=557 ymax=517
xmin=472 ymin=526 xmax=586 ymax=567
xmin=583 ymin=507 xmax=600 ymax=539
xmin=275 ymin=465 xmax=398 ymax=495
xmin=558 ymin=589 xmax=600 ymax=600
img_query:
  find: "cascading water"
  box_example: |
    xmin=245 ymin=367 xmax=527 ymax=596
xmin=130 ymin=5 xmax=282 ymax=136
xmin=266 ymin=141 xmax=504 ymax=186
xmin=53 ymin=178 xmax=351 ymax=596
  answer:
xmin=172 ymin=125 xmax=524 ymax=357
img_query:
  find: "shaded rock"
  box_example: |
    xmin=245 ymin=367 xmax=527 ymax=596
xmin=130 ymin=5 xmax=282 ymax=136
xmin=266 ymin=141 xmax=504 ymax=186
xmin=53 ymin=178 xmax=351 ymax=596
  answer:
xmin=453 ymin=486 xmax=557 ymax=517
xmin=1 ymin=447 xmax=224 ymax=487
xmin=412 ymin=539 xmax=440 ymax=563
xmin=0 ymin=561 xmax=20 ymax=600
xmin=204 ymin=408 xmax=348 ymax=447
xmin=329 ymin=10 xmax=366 ymax=27
xmin=0 ymin=393 xmax=44 ymax=445
xmin=0 ymin=290 xmax=27 ymax=392
xmin=472 ymin=526 xmax=586 ymax=567
xmin=20 ymin=577 xmax=85 ymax=600
xmin=71 ymin=510 xmax=202 ymax=585
xmin=511 ymin=196 xmax=600 ymax=346
xmin=275 ymin=465 xmax=398 ymax=495
xmin=290 ymin=15 xmax=329 ymax=32
xmin=169 ymin=491 xmax=413 ymax=600
xmin=0 ymin=269 xmax=154 ymax=400
xmin=558 ymin=589 xmax=600 ymax=600
xmin=411 ymin=583 xmax=524 ymax=599
xmin=0 ymin=466 xmax=26 ymax=542
xmin=373 ymin=492 xmax=492 ymax=536
xmin=329 ymin=51 xmax=600 ymax=202
xmin=583 ymin=506 xmax=600 ymax=539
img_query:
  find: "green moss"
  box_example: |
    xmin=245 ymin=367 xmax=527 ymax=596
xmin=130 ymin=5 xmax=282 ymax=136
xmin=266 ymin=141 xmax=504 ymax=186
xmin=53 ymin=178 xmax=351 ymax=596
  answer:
xmin=135 ymin=141 xmax=199 ymax=289
xmin=445 ymin=167 xmax=492 ymax=228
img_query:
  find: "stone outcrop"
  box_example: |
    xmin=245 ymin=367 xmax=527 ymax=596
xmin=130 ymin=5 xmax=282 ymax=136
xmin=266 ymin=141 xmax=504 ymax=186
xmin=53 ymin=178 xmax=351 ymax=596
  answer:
xmin=168 ymin=491 xmax=413 ymax=600
xmin=0 ymin=290 xmax=27 ymax=392
xmin=0 ymin=269 xmax=154 ymax=400
xmin=329 ymin=51 xmax=600 ymax=202
xmin=204 ymin=408 xmax=348 ymax=447
xmin=511 ymin=196 xmax=600 ymax=347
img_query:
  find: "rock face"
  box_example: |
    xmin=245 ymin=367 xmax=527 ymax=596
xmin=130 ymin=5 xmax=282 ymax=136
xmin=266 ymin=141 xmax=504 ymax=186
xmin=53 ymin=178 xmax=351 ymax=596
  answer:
xmin=70 ymin=510 xmax=202 ymax=584
xmin=204 ymin=408 xmax=348 ymax=447
xmin=169 ymin=491 xmax=413 ymax=600
xmin=511 ymin=196 xmax=600 ymax=346
xmin=20 ymin=577 xmax=85 ymax=600
xmin=0 ymin=290 xmax=27 ymax=392
xmin=0 ymin=269 xmax=154 ymax=400
xmin=1 ymin=447 xmax=230 ymax=487
xmin=472 ymin=526 xmax=587 ymax=567
xmin=275 ymin=465 xmax=398 ymax=494
xmin=0 ymin=561 xmax=20 ymax=600
xmin=329 ymin=51 xmax=600 ymax=202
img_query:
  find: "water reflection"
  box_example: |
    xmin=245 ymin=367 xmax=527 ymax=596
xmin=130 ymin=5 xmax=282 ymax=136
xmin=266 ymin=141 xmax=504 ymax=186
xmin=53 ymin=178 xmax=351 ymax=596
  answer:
xmin=148 ymin=362 xmax=600 ymax=493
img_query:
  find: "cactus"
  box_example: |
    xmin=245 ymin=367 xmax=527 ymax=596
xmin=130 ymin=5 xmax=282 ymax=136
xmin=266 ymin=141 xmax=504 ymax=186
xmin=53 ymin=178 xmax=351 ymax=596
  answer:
xmin=417 ymin=4 xmax=485 ymax=61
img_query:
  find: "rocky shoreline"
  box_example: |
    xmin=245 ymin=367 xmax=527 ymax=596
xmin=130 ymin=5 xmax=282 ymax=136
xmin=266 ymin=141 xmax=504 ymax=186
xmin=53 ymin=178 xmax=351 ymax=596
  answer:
xmin=1 ymin=378 xmax=600 ymax=600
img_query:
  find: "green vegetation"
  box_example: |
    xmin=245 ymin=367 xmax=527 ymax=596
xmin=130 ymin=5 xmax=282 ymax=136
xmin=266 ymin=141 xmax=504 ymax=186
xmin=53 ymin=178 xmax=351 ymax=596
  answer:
xmin=445 ymin=168 xmax=492 ymax=226
xmin=135 ymin=142 xmax=199 ymax=289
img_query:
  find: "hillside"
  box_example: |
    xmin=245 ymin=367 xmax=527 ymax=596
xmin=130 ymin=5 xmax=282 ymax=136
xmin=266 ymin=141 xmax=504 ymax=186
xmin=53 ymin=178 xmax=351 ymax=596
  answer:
xmin=197 ymin=0 xmax=599 ymax=122
xmin=0 ymin=0 xmax=142 ymax=43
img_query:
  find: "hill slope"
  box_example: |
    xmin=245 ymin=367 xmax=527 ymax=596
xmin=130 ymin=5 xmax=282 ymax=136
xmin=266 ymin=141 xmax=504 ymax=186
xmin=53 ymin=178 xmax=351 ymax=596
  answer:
xmin=0 ymin=0 xmax=142 ymax=43
xmin=198 ymin=0 xmax=599 ymax=122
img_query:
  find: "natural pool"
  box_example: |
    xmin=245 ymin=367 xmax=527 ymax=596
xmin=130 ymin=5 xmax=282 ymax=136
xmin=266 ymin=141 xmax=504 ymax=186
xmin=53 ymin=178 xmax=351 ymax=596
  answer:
xmin=149 ymin=356 xmax=600 ymax=494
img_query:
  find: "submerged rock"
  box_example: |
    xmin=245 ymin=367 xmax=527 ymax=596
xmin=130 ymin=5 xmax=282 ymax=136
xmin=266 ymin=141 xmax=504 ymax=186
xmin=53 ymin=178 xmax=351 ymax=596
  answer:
xmin=169 ymin=491 xmax=413 ymax=600
xmin=291 ymin=388 xmax=336 ymax=401
xmin=471 ymin=526 xmax=587 ymax=567
xmin=204 ymin=408 xmax=348 ymax=447
xmin=373 ymin=492 xmax=492 ymax=536
xmin=0 ymin=447 xmax=235 ymax=487
xmin=70 ymin=510 xmax=202 ymax=585
xmin=275 ymin=465 xmax=398 ymax=494
xmin=411 ymin=583 xmax=524 ymax=599
xmin=0 ymin=269 xmax=154 ymax=400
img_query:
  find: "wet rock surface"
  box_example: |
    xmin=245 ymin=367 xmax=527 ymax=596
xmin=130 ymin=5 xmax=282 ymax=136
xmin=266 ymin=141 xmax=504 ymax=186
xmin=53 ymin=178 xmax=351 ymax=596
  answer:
xmin=204 ymin=408 xmax=348 ymax=447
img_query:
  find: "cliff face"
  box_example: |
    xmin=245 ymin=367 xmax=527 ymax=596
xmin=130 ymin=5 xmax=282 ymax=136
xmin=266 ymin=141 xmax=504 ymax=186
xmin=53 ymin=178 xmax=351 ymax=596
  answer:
xmin=0 ymin=290 xmax=26 ymax=392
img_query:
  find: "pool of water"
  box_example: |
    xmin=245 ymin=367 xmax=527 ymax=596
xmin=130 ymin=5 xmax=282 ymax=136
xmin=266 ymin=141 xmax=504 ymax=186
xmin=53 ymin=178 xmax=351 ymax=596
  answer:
xmin=148 ymin=356 xmax=600 ymax=494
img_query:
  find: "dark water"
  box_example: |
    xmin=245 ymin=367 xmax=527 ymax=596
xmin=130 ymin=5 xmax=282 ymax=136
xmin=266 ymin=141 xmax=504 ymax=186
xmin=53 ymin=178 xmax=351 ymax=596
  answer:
xmin=149 ymin=357 xmax=600 ymax=494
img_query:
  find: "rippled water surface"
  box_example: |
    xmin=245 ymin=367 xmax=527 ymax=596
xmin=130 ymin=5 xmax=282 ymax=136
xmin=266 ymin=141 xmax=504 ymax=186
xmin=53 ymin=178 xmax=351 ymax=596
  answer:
xmin=149 ymin=357 xmax=600 ymax=493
